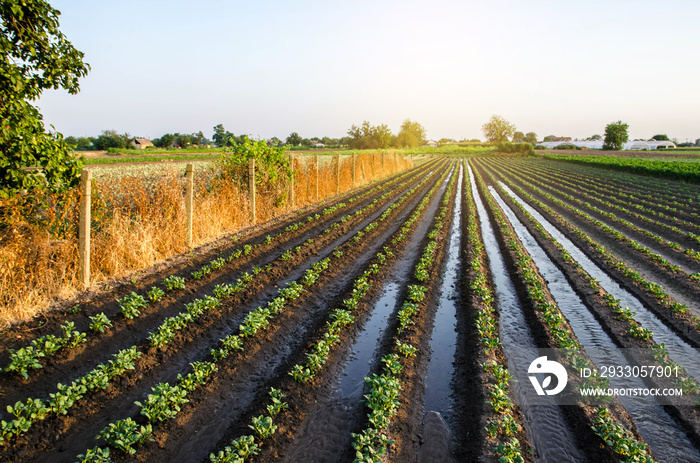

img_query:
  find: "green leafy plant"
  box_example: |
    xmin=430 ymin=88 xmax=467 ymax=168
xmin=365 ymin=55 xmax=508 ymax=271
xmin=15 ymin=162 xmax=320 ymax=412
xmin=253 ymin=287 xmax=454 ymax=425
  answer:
xmin=118 ymin=292 xmax=147 ymax=320
xmin=249 ymin=415 xmax=277 ymax=440
xmin=89 ymin=313 xmax=113 ymax=333
xmin=97 ymin=418 xmax=153 ymax=454
xmin=163 ymin=275 xmax=186 ymax=291
xmin=147 ymin=286 xmax=165 ymax=303
xmin=76 ymin=447 xmax=111 ymax=462
xmin=136 ymin=383 xmax=189 ymax=423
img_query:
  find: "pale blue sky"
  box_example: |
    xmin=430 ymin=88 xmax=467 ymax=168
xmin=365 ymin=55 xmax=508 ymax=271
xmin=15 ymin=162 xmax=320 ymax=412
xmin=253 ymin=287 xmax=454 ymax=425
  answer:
xmin=37 ymin=0 xmax=700 ymax=143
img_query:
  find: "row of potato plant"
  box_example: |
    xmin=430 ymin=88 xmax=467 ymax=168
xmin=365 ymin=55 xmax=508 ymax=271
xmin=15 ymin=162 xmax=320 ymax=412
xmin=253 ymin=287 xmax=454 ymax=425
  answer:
xmin=517 ymin=160 xmax=700 ymax=241
xmin=0 ymin=346 xmax=141 ymax=445
xmin=350 ymin=165 xmax=458 ymax=462
xmin=546 ymin=159 xmax=699 ymax=210
xmin=500 ymin=160 xmax=700 ymax=265
xmin=474 ymin=166 xmax=656 ymax=463
xmin=76 ymin=162 xmax=450 ymax=461
xmin=1 ymin=163 xmax=432 ymax=379
xmin=291 ymin=166 xmax=454 ymax=384
xmin=488 ymin=170 xmax=700 ymax=399
xmin=485 ymin=163 xmax=700 ymax=335
xmin=208 ymin=163 xmax=455 ymax=463
xmin=517 ymin=159 xmax=699 ymax=220
xmin=464 ymin=163 xmax=526 ymax=462
xmin=2 ymin=164 xmax=442 ymax=451
xmin=492 ymin=160 xmax=700 ymax=285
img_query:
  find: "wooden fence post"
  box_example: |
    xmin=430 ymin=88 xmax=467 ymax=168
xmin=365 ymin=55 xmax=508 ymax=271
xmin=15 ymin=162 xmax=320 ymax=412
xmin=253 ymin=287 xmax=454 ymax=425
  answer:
xmin=315 ymin=155 xmax=319 ymax=201
xmin=185 ymin=164 xmax=194 ymax=248
xmin=335 ymin=153 xmax=340 ymax=195
xmin=249 ymin=158 xmax=256 ymax=223
xmin=79 ymin=170 xmax=92 ymax=288
xmin=352 ymin=154 xmax=356 ymax=187
xmin=289 ymin=154 xmax=295 ymax=208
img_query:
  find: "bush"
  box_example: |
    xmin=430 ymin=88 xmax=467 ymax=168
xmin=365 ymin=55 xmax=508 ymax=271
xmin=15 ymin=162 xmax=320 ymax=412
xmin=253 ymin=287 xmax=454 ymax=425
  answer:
xmin=216 ymin=137 xmax=292 ymax=206
xmin=554 ymin=144 xmax=581 ymax=150
xmin=496 ymin=142 xmax=535 ymax=155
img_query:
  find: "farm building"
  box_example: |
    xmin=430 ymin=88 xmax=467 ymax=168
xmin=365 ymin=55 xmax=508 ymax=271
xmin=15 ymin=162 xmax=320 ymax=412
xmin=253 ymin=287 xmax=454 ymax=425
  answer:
xmin=130 ymin=138 xmax=154 ymax=149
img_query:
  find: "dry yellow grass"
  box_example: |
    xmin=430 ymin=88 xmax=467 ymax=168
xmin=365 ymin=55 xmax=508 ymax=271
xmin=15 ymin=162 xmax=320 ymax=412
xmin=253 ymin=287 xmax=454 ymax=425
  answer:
xmin=0 ymin=151 xmax=412 ymax=327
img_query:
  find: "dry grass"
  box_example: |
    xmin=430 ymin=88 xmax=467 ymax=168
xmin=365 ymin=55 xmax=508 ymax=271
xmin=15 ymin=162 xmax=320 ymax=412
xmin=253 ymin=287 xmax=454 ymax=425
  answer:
xmin=0 ymin=151 xmax=412 ymax=327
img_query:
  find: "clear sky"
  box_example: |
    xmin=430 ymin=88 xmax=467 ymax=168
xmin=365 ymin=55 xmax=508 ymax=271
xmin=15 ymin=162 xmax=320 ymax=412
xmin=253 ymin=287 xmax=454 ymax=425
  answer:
xmin=37 ymin=0 xmax=700 ymax=143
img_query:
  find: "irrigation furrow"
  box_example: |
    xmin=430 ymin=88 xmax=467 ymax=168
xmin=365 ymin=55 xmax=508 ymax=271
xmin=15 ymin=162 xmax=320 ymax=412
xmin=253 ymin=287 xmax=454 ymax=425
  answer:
xmin=482 ymin=159 xmax=700 ymax=320
xmin=486 ymin=181 xmax=700 ymax=463
xmin=201 ymin=163 xmax=458 ymax=463
xmin=480 ymin=159 xmax=700 ymax=344
xmin=545 ymin=158 xmax=700 ymax=208
xmin=347 ymin=163 xmax=460 ymax=462
xmin=468 ymin=163 xmax=586 ymax=463
xmin=518 ymin=160 xmax=700 ymax=237
xmin=0 ymin=162 xmax=439 ymax=414
xmin=63 ymin=166 xmax=453 ymax=463
xmin=280 ymin=164 xmax=459 ymax=463
xmin=1 ymin=162 xmax=450 ymax=463
xmin=452 ymin=159 xmax=531 ymax=462
xmin=524 ymin=159 xmax=700 ymax=220
xmin=0 ymin=160 xmax=437 ymax=383
xmin=495 ymin=159 xmax=700 ymax=271
xmin=473 ymin=162 xmax=657 ymax=463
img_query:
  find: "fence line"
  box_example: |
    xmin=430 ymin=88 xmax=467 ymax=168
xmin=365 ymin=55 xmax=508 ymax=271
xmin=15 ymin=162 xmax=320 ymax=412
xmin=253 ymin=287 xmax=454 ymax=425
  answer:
xmin=0 ymin=151 xmax=417 ymax=325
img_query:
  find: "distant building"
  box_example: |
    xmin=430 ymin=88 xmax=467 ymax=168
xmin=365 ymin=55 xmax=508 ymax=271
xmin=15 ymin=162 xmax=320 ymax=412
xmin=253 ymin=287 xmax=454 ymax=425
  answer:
xmin=424 ymin=140 xmax=438 ymax=147
xmin=551 ymin=136 xmax=572 ymax=142
xmin=130 ymin=138 xmax=154 ymax=149
xmin=312 ymin=143 xmax=325 ymax=148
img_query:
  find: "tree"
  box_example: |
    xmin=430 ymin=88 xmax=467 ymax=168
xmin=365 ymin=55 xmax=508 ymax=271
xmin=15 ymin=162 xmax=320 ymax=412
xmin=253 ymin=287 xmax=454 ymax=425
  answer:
xmin=481 ymin=115 xmax=516 ymax=143
xmin=286 ymin=132 xmax=302 ymax=146
xmin=543 ymin=135 xmax=555 ymax=142
xmin=1 ymin=0 xmax=90 ymax=197
xmin=512 ymin=131 xmax=526 ymax=143
xmin=525 ymin=132 xmax=538 ymax=145
xmin=651 ymin=134 xmax=670 ymax=141
xmin=587 ymin=134 xmax=602 ymax=141
xmin=603 ymin=121 xmax=629 ymax=150
xmin=153 ymin=133 xmax=175 ymax=148
xmin=93 ymin=130 xmax=128 ymax=150
xmin=212 ymin=124 xmax=228 ymax=147
xmin=395 ymin=119 xmax=426 ymax=148
xmin=347 ymin=121 xmax=395 ymax=149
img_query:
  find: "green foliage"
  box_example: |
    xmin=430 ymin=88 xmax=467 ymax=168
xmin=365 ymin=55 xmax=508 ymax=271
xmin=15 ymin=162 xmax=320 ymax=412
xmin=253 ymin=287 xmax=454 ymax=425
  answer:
xmin=544 ymin=154 xmax=700 ymax=183
xmin=136 ymin=383 xmax=189 ymax=422
xmin=97 ymin=418 xmax=153 ymax=455
xmin=592 ymin=407 xmax=654 ymax=463
xmin=216 ymin=136 xmax=291 ymax=205
xmin=347 ymin=121 xmax=395 ymax=149
xmin=249 ymin=415 xmax=277 ymax=440
xmin=92 ymin=130 xmax=129 ymax=150
xmin=147 ymin=286 xmax=165 ymax=303
xmin=210 ymin=435 xmax=259 ymax=462
xmin=163 ymin=275 xmax=186 ymax=291
xmin=496 ymin=142 xmax=535 ymax=155
xmin=0 ymin=0 xmax=89 ymax=197
xmin=602 ymin=120 xmax=629 ymax=150
xmin=266 ymin=387 xmax=288 ymax=416
xmin=495 ymin=438 xmax=525 ymax=463
xmin=117 ymin=292 xmax=147 ymax=320
xmin=76 ymin=447 xmax=111 ymax=463
xmin=395 ymin=119 xmax=426 ymax=148
xmin=482 ymin=115 xmax=516 ymax=143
